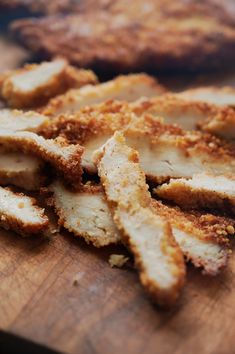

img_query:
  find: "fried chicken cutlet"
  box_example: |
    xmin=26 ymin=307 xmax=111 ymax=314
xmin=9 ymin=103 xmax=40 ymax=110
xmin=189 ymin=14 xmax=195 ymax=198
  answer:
xmin=94 ymin=132 xmax=186 ymax=306
xmin=0 ymin=59 xmax=97 ymax=109
xmin=41 ymin=74 xmax=166 ymax=117
xmin=0 ymin=129 xmax=83 ymax=188
xmin=48 ymin=179 xmax=232 ymax=275
xmin=177 ymin=86 xmax=235 ymax=108
xmin=155 ymin=173 xmax=235 ymax=215
xmin=42 ymin=105 xmax=235 ymax=181
xmin=0 ymin=186 xmax=48 ymax=236
xmin=11 ymin=0 xmax=235 ymax=73
xmin=0 ymin=0 xmax=111 ymax=15
xmin=0 ymin=109 xmax=48 ymax=132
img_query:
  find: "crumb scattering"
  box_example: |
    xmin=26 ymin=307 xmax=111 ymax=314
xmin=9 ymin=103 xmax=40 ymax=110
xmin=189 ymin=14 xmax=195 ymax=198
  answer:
xmin=109 ymin=254 xmax=129 ymax=268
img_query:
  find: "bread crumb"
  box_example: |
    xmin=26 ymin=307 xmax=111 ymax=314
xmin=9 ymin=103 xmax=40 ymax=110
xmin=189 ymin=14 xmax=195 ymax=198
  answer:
xmin=109 ymin=254 xmax=129 ymax=268
xmin=73 ymin=278 xmax=79 ymax=286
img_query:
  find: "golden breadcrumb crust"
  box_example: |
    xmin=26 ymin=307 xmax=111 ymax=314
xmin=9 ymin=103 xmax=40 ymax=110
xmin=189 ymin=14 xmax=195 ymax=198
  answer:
xmin=151 ymin=199 xmax=232 ymax=275
xmin=0 ymin=130 xmax=84 ymax=188
xmin=0 ymin=60 xmax=97 ymax=109
xmin=95 ymin=132 xmax=185 ymax=307
xmin=40 ymin=74 xmax=166 ymax=117
xmin=155 ymin=174 xmax=235 ymax=215
xmin=0 ymin=187 xmax=48 ymax=236
xmin=47 ymin=182 xmax=120 ymax=247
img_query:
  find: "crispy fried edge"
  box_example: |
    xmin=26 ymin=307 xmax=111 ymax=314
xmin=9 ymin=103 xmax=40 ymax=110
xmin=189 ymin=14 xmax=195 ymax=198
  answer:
xmin=0 ymin=130 xmax=84 ymax=188
xmin=151 ymin=199 xmax=231 ymax=275
xmin=154 ymin=175 xmax=235 ymax=213
xmin=41 ymin=73 xmax=167 ymax=116
xmin=47 ymin=182 xmax=121 ymax=247
xmin=0 ymin=60 xmax=98 ymax=108
xmin=95 ymin=131 xmax=185 ymax=306
xmin=0 ymin=187 xmax=49 ymax=236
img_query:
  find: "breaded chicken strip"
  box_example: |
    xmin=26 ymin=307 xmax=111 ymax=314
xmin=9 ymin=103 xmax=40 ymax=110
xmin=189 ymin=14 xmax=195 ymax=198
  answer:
xmin=0 ymin=186 xmax=48 ymax=236
xmin=0 ymin=129 xmax=83 ymax=187
xmin=155 ymin=173 xmax=235 ymax=215
xmin=0 ymin=59 xmax=97 ymax=109
xmin=199 ymin=107 xmax=235 ymax=140
xmin=131 ymin=95 xmax=235 ymax=139
xmin=48 ymin=178 xmax=231 ymax=274
xmin=42 ymin=107 xmax=235 ymax=181
xmin=41 ymin=74 xmax=167 ymax=117
xmin=94 ymin=132 xmax=185 ymax=306
xmin=0 ymin=109 xmax=48 ymax=132
xmin=151 ymin=200 xmax=232 ymax=275
xmin=48 ymin=181 xmax=120 ymax=247
xmin=177 ymin=86 xmax=235 ymax=108
xmin=0 ymin=151 xmax=44 ymax=190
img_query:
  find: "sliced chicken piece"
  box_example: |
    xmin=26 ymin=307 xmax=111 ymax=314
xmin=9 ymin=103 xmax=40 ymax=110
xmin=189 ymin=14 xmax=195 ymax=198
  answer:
xmin=131 ymin=95 xmax=235 ymax=137
xmin=94 ymin=132 xmax=185 ymax=307
xmin=43 ymin=108 xmax=235 ymax=181
xmin=0 ymin=59 xmax=97 ymax=108
xmin=0 ymin=151 xmax=44 ymax=190
xmin=48 ymin=178 xmax=231 ymax=275
xmin=0 ymin=186 xmax=48 ymax=236
xmin=0 ymin=129 xmax=83 ymax=188
xmin=0 ymin=109 xmax=48 ymax=132
xmin=151 ymin=200 xmax=232 ymax=275
xmin=41 ymin=74 xmax=167 ymax=117
xmin=155 ymin=173 xmax=235 ymax=214
xmin=48 ymin=181 xmax=120 ymax=247
xmin=177 ymin=86 xmax=235 ymax=108
xmin=199 ymin=107 xmax=235 ymax=140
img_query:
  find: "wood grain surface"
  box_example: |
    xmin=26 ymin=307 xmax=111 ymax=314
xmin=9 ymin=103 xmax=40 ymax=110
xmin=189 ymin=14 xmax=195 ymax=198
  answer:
xmin=1 ymin=35 xmax=235 ymax=354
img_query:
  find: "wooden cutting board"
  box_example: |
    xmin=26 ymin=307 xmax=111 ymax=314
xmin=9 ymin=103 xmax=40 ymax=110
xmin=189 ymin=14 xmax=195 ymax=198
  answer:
xmin=1 ymin=36 xmax=235 ymax=354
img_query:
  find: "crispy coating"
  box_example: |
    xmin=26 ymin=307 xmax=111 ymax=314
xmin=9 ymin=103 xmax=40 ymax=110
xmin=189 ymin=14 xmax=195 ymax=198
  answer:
xmin=11 ymin=1 xmax=235 ymax=72
xmin=47 ymin=176 xmax=231 ymax=275
xmin=94 ymin=132 xmax=185 ymax=307
xmin=151 ymin=200 xmax=232 ymax=275
xmin=0 ymin=151 xmax=44 ymax=190
xmin=130 ymin=95 xmax=235 ymax=134
xmin=0 ymin=109 xmax=49 ymax=132
xmin=48 ymin=181 xmax=120 ymax=247
xmin=0 ymin=59 xmax=97 ymax=109
xmin=177 ymin=86 xmax=235 ymax=108
xmin=199 ymin=106 xmax=235 ymax=140
xmin=41 ymin=74 xmax=166 ymax=117
xmin=0 ymin=186 xmax=48 ymax=236
xmin=155 ymin=173 xmax=235 ymax=215
xmin=41 ymin=104 xmax=235 ymax=180
xmin=0 ymin=129 xmax=84 ymax=188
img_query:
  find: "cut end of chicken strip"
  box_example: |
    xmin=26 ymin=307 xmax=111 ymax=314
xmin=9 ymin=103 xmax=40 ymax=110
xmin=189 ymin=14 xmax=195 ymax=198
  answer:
xmin=177 ymin=86 xmax=235 ymax=108
xmin=0 ymin=151 xmax=44 ymax=190
xmin=199 ymin=106 xmax=235 ymax=140
xmin=131 ymin=94 xmax=235 ymax=139
xmin=151 ymin=199 xmax=231 ymax=275
xmin=49 ymin=180 xmax=231 ymax=274
xmin=155 ymin=173 xmax=235 ymax=214
xmin=41 ymin=74 xmax=167 ymax=117
xmin=0 ymin=129 xmax=84 ymax=188
xmin=0 ymin=186 xmax=48 ymax=236
xmin=0 ymin=59 xmax=98 ymax=108
xmin=94 ymin=131 xmax=185 ymax=307
xmin=0 ymin=109 xmax=49 ymax=132
xmin=42 ymin=104 xmax=235 ymax=181
xmin=48 ymin=181 xmax=120 ymax=247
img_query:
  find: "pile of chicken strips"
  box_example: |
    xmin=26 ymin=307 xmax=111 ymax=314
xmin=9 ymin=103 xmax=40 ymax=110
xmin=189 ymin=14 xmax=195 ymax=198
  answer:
xmin=1 ymin=58 xmax=235 ymax=307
